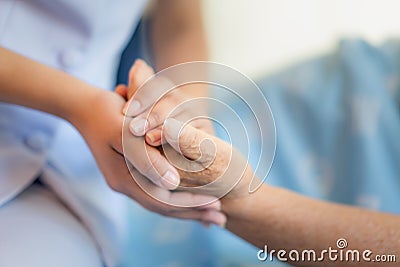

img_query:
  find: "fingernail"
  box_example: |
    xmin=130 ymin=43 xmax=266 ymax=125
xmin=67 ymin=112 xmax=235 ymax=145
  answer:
xmin=125 ymin=100 xmax=141 ymax=116
xmin=161 ymin=170 xmax=180 ymax=189
xmin=163 ymin=118 xmax=183 ymax=142
xmin=129 ymin=118 xmax=148 ymax=136
xmin=146 ymin=132 xmax=159 ymax=144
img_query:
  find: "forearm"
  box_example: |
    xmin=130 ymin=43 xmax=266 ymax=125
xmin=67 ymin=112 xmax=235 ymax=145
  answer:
xmin=222 ymin=184 xmax=400 ymax=266
xmin=0 ymin=47 xmax=99 ymax=123
xmin=149 ymin=0 xmax=208 ymax=98
xmin=151 ymin=24 xmax=208 ymax=72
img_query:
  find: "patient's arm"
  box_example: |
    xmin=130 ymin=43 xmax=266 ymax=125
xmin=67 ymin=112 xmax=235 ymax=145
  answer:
xmin=163 ymin=118 xmax=400 ymax=266
xmin=224 ymin=186 xmax=400 ymax=266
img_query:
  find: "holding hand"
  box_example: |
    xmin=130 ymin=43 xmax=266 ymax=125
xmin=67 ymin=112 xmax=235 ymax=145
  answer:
xmin=117 ymin=59 xmax=214 ymax=147
xmin=75 ymin=89 xmax=226 ymax=226
xmin=161 ymin=118 xmax=258 ymax=200
xmin=0 ymin=47 xmax=227 ymax=227
xmin=117 ymin=59 xmax=257 ymax=200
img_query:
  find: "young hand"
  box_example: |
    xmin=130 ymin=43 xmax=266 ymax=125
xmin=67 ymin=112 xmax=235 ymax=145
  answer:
xmin=73 ymin=89 xmax=226 ymax=226
xmin=116 ymin=59 xmax=214 ymax=148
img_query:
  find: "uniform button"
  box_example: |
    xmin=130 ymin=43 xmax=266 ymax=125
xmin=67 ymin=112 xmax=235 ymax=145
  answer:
xmin=25 ymin=132 xmax=49 ymax=153
xmin=59 ymin=48 xmax=84 ymax=68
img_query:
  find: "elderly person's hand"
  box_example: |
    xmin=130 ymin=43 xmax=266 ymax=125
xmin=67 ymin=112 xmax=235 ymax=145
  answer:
xmin=113 ymin=59 xmax=227 ymax=226
xmin=115 ymin=60 xmax=256 ymax=199
xmin=75 ymin=89 xmax=227 ymax=226
xmin=161 ymin=118 xmax=259 ymax=200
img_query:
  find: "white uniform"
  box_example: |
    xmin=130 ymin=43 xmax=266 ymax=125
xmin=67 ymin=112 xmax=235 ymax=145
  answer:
xmin=0 ymin=0 xmax=148 ymax=266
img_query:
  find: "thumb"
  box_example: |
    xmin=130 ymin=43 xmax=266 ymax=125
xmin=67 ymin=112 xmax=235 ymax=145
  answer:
xmin=163 ymin=118 xmax=216 ymax=165
xmin=122 ymin=59 xmax=155 ymax=115
xmin=128 ymin=59 xmax=154 ymax=99
xmin=115 ymin=84 xmax=128 ymax=99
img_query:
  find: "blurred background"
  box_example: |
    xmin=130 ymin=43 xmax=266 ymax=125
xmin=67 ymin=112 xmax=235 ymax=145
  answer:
xmin=203 ymin=0 xmax=400 ymax=79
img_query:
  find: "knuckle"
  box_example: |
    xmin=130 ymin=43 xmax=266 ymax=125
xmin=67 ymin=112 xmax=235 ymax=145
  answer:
xmin=141 ymin=157 xmax=155 ymax=175
xmin=197 ymin=146 xmax=230 ymax=181
xmin=148 ymin=110 xmax=162 ymax=127
xmin=179 ymin=130 xmax=196 ymax=149
xmin=142 ymin=152 xmax=164 ymax=179
xmin=149 ymin=153 xmax=163 ymax=170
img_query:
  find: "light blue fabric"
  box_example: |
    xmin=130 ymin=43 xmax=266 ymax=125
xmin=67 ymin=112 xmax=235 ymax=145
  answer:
xmin=261 ymin=39 xmax=400 ymax=213
xmin=122 ymin=39 xmax=400 ymax=267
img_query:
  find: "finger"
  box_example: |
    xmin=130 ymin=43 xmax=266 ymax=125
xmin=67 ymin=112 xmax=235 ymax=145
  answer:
xmin=146 ymin=119 xmax=214 ymax=147
xmin=122 ymin=59 xmax=155 ymax=114
xmin=104 ymin=151 xmax=224 ymax=224
xmin=128 ymin=116 xmax=148 ymax=136
xmin=196 ymin=199 xmax=221 ymax=211
xmin=128 ymin=167 xmax=223 ymax=212
xmin=201 ymin=209 xmax=227 ymax=227
xmin=115 ymin=84 xmax=128 ymax=99
xmin=170 ymin=209 xmax=227 ymax=227
xmin=145 ymin=119 xmax=214 ymax=147
xmin=159 ymin=145 xmax=206 ymax=179
xmin=164 ymin=190 xmax=220 ymax=208
xmin=188 ymin=118 xmax=215 ymax=135
xmin=124 ymin=74 xmax=175 ymax=117
xmin=142 ymin=146 xmax=180 ymax=190
xmin=128 ymin=59 xmax=154 ymax=99
xmin=201 ymin=221 xmax=211 ymax=228
xmin=146 ymin=127 xmax=162 ymax=146
xmin=128 ymin=94 xmax=175 ymax=136
xmin=163 ymin=118 xmax=217 ymax=164
xmin=123 ymin=131 xmax=180 ymax=190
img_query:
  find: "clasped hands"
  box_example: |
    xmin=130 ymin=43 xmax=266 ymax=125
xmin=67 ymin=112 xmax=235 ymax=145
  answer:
xmin=81 ymin=59 xmax=256 ymax=227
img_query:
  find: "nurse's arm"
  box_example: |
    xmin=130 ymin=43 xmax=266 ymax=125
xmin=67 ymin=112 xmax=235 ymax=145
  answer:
xmin=164 ymin=119 xmax=400 ymax=266
xmin=0 ymin=47 xmax=179 ymax=190
xmin=149 ymin=0 xmax=207 ymax=76
xmin=0 ymin=46 xmax=97 ymax=122
xmin=0 ymin=47 xmax=227 ymax=226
